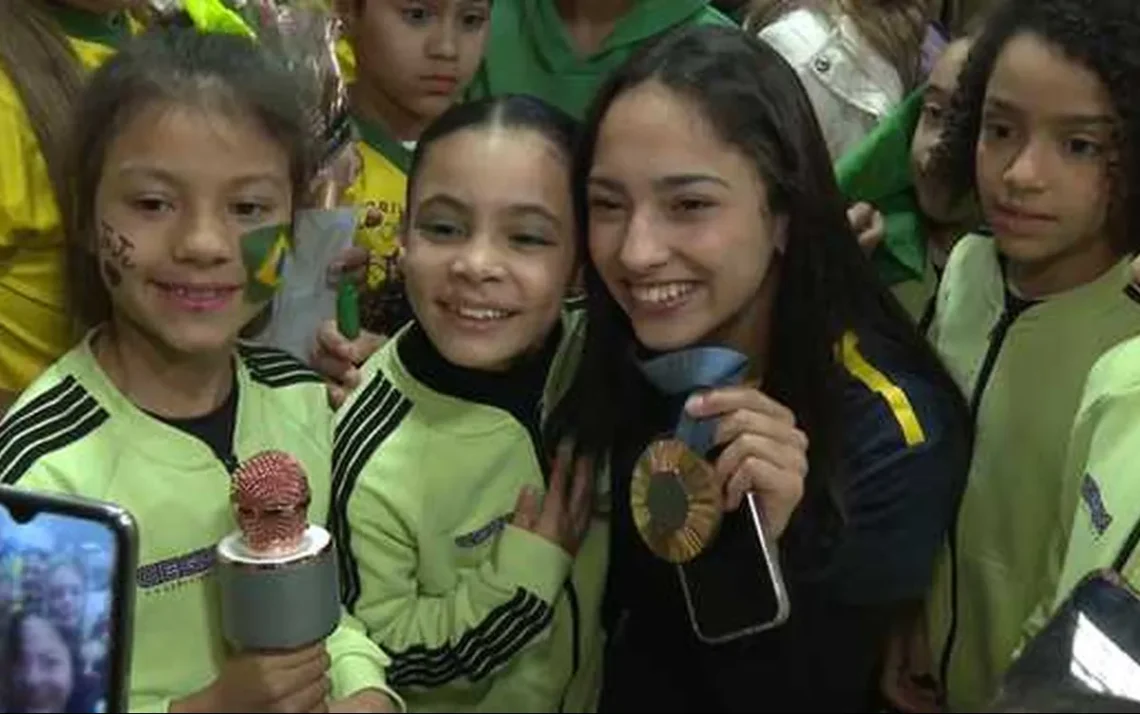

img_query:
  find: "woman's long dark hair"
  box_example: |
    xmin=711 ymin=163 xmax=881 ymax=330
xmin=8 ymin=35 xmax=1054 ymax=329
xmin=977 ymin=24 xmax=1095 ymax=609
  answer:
xmin=548 ymin=25 xmax=969 ymax=563
xmin=933 ymin=0 xmax=1140 ymax=254
xmin=3 ymin=612 xmax=86 ymax=713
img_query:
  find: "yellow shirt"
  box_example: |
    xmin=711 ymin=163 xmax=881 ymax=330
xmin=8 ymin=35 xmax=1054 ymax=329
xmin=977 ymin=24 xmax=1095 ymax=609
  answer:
xmin=0 ymin=10 xmax=131 ymax=394
xmin=344 ymin=115 xmax=411 ymax=290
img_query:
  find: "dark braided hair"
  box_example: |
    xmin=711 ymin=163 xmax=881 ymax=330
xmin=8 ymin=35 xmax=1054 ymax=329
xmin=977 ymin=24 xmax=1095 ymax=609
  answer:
xmin=933 ymin=0 xmax=1140 ymax=253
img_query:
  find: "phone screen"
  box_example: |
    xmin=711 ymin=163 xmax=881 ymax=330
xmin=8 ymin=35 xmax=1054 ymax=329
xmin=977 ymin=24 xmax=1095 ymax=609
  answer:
xmin=680 ymin=494 xmax=789 ymax=644
xmin=0 ymin=502 xmax=124 ymax=713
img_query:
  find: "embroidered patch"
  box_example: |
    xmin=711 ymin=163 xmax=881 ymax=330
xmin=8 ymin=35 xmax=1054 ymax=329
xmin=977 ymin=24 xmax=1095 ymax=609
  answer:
xmin=454 ymin=515 xmax=511 ymax=549
xmin=136 ymin=547 xmax=215 ymax=589
xmin=1081 ymin=473 xmax=1114 ymax=537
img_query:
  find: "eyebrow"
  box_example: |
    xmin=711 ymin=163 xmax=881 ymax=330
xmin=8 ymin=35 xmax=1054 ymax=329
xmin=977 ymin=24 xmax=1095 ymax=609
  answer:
xmin=415 ymin=193 xmax=470 ymax=215
xmin=587 ymin=173 xmax=730 ymax=192
xmin=117 ymin=166 xmax=288 ymax=191
xmin=506 ymin=203 xmax=562 ymax=228
xmin=984 ymin=96 xmax=1115 ymax=129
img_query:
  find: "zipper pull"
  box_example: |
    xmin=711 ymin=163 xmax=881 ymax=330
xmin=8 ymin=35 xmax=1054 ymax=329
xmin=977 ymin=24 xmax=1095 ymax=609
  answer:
xmin=220 ymin=452 xmax=240 ymax=474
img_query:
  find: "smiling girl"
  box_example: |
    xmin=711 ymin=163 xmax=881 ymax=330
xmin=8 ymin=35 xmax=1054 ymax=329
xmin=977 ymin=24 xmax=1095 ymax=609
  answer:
xmin=922 ymin=0 xmax=1140 ymax=708
xmin=551 ymin=25 xmax=971 ymax=712
xmin=330 ymin=94 xmax=607 ymax=712
xmin=0 ymin=27 xmax=397 ymax=713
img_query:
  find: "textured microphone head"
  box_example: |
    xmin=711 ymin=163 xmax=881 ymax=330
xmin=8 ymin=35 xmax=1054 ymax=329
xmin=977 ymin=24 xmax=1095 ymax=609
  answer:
xmin=231 ymin=451 xmax=311 ymax=557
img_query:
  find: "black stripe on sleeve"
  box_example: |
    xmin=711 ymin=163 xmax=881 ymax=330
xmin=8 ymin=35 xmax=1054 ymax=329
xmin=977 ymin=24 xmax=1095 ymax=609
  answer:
xmin=387 ymin=588 xmax=555 ymax=689
xmin=0 ymin=378 xmax=110 ymax=485
xmin=329 ymin=374 xmax=412 ymax=610
xmin=237 ymin=343 xmax=324 ymax=388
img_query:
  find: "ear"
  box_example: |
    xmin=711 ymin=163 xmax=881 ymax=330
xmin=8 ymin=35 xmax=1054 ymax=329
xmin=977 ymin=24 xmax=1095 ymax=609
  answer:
xmin=772 ymin=213 xmax=789 ymax=255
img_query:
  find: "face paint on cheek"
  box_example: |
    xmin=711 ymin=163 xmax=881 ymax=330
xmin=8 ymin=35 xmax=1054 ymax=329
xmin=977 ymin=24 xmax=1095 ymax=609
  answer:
xmin=99 ymin=221 xmax=136 ymax=271
xmin=102 ymin=260 xmax=122 ymax=288
xmin=240 ymin=223 xmax=294 ymax=303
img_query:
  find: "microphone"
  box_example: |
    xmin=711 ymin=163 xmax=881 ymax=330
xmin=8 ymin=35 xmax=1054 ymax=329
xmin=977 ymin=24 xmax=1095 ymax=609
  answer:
xmin=216 ymin=451 xmax=340 ymax=651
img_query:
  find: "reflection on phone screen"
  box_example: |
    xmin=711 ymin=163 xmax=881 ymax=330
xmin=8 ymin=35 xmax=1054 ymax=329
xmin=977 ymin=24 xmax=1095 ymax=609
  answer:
xmin=0 ymin=507 xmax=117 ymax=714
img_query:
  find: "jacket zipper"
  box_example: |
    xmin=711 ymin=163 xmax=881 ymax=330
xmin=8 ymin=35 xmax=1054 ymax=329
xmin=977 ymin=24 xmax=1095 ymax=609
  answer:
xmin=939 ymin=294 xmax=1038 ymax=697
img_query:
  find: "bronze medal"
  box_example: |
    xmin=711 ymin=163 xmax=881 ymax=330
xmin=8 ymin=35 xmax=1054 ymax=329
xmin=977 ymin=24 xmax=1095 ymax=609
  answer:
xmin=631 ymin=438 xmax=722 ymax=563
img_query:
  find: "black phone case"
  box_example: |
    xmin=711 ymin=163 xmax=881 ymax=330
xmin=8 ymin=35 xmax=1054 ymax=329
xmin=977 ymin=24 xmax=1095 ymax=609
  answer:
xmin=0 ymin=485 xmax=138 ymax=714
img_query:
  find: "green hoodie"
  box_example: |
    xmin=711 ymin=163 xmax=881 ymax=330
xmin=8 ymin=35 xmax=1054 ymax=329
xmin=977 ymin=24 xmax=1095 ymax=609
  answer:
xmin=834 ymin=89 xmax=935 ymax=322
xmin=468 ymin=0 xmax=734 ymax=118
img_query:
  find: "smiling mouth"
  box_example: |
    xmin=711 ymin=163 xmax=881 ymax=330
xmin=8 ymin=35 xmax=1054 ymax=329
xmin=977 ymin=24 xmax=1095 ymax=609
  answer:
xmin=628 ymin=281 xmax=699 ymax=307
xmin=443 ymin=302 xmax=518 ymax=322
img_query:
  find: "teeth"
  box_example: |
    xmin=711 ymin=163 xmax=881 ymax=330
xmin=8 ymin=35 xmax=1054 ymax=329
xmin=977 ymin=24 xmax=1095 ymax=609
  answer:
xmin=455 ymin=305 xmax=511 ymax=321
xmin=171 ymin=286 xmax=229 ymax=298
xmin=630 ymin=282 xmax=696 ymax=305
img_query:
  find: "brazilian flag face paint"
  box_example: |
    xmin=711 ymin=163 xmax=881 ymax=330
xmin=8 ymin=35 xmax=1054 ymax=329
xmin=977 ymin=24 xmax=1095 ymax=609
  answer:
xmin=241 ymin=223 xmax=293 ymax=303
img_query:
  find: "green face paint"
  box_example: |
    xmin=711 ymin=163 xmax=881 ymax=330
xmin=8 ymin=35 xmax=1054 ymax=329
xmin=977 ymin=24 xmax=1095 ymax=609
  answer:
xmin=241 ymin=223 xmax=294 ymax=303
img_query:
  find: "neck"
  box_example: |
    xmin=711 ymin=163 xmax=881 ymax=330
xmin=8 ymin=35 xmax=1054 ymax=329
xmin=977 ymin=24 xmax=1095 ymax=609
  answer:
xmin=94 ymin=318 xmax=234 ymax=419
xmin=926 ymin=221 xmax=968 ymax=269
xmin=351 ymin=83 xmax=426 ymax=143
xmin=1006 ymin=241 xmax=1119 ymax=299
xmin=555 ymin=0 xmax=636 ymax=54
xmin=714 ymin=265 xmax=780 ymax=382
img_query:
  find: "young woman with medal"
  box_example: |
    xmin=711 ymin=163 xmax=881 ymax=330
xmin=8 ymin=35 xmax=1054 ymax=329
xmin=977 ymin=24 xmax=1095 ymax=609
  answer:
xmin=312 ymin=23 xmax=973 ymax=713
xmin=546 ymin=25 xmax=972 ymax=712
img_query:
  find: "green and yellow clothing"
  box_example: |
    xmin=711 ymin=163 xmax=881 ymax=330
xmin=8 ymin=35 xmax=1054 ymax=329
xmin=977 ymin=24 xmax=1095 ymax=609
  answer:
xmin=468 ymin=0 xmax=734 ymax=118
xmin=0 ymin=336 xmax=399 ymax=712
xmin=331 ymin=309 xmax=608 ymax=711
xmin=344 ymin=114 xmax=411 ymax=292
xmin=0 ymin=6 xmax=133 ymax=394
xmin=925 ymin=235 xmax=1140 ymax=711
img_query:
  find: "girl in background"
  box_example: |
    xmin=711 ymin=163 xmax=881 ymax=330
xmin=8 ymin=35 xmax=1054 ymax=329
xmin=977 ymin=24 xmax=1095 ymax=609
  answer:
xmin=468 ymin=1 xmax=733 ymax=121
xmin=337 ymin=0 xmax=491 ymax=335
xmin=747 ymin=0 xmax=936 ymax=161
xmin=0 ymin=0 xmax=137 ymax=410
xmin=330 ymin=94 xmax=606 ymax=712
xmin=43 ymin=558 xmax=86 ymax=647
xmin=0 ymin=27 xmax=398 ymax=713
xmin=836 ymin=26 xmax=980 ymax=327
xmin=553 ymin=25 xmax=970 ymax=712
xmin=922 ymin=0 xmax=1140 ymax=708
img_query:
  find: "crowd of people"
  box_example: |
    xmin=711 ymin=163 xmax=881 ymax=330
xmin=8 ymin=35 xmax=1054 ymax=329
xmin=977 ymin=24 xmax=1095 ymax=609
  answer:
xmin=0 ymin=516 xmax=113 ymax=713
xmin=1 ymin=0 xmax=1140 ymax=712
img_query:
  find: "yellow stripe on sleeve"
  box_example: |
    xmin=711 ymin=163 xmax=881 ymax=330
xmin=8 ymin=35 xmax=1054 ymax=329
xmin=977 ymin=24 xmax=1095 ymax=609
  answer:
xmin=839 ymin=331 xmax=926 ymax=447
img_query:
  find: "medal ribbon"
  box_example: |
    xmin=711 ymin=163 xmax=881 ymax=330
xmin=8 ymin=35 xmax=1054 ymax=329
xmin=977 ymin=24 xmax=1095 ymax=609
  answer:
xmin=636 ymin=347 xmax=749 ymax=458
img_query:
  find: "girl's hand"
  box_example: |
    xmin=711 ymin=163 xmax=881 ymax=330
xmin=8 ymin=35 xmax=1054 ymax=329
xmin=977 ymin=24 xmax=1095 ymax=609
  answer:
xmin=847 ymin=201 xmax=886 ymax=256
xmin=686 ymin=386 xmax=808 ymax=539
xmin=512 ymin=443 xmax=595 ymax=556
xmin=309 ymin=320 xmax=386 ymax=409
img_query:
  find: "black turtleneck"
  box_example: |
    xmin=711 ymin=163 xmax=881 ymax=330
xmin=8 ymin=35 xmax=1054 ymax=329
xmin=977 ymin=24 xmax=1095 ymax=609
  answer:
xmin=397 ymin=321 xmax=564 ymax=474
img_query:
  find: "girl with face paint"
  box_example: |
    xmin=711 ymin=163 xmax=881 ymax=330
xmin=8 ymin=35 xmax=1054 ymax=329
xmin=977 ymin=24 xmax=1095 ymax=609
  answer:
xmin=545 ymin=25 xmax=972 ymax=713
xmin=0 ymin=26 xmax=399 ymax=714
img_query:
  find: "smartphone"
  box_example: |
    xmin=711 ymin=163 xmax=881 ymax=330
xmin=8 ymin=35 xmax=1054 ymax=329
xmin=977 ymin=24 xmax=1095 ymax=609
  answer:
xmin=678 ymin=492 xmax=790 ymax=644
xmin=994 ymin=571 xmax=1140 ymax=711
xmin=0 ymin=486 xmax=137 ymax=714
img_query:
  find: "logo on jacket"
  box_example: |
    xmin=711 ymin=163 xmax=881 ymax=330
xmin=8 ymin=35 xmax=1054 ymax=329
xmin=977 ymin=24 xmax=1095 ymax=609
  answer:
xmin=454 ymin=514 xmax=512 ymax=549
xmin=1081 ymin=473 xmax=1113 ymax=537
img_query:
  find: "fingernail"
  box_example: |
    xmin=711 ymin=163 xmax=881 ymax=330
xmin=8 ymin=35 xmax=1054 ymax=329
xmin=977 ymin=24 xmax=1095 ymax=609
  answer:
xmin=685 ymin=394 xmax=703 ymax=414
